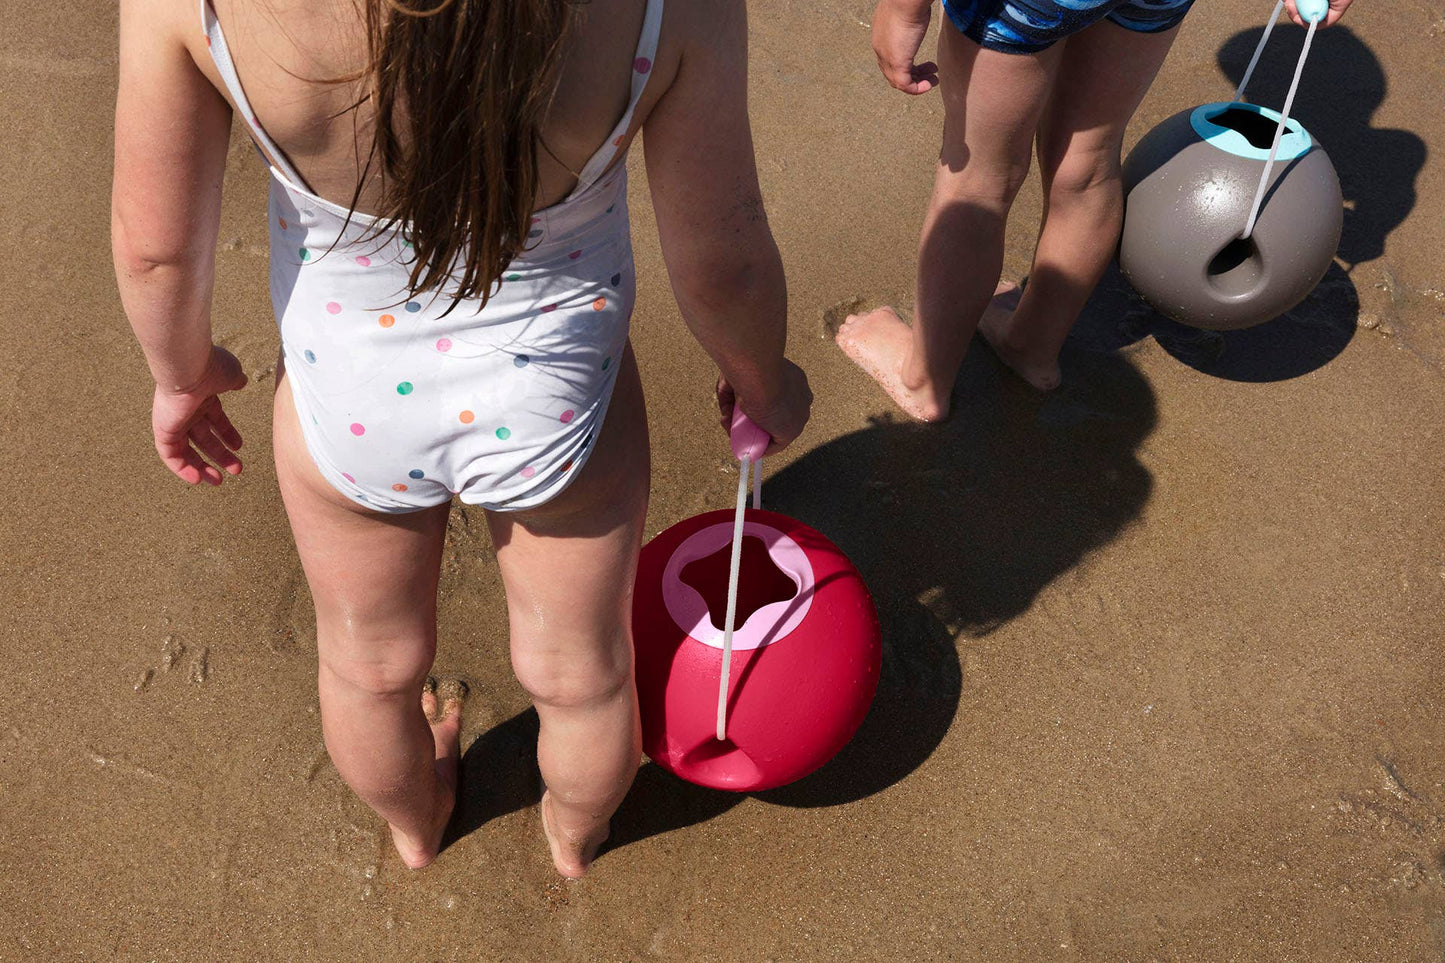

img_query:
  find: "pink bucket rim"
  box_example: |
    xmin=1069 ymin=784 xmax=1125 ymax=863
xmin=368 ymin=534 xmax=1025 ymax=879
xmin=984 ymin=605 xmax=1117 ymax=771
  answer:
xmin=659 ymin=520 xmax=814 ymax=651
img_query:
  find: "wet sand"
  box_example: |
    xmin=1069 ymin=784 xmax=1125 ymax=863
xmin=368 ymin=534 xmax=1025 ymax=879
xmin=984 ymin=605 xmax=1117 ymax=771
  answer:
xmin=3 ymin=0 xmax=1444 ymax=959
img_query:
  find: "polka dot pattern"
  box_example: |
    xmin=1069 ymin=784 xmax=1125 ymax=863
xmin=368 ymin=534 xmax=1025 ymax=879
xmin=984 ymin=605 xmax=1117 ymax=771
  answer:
xmin=249 ymin=4 xmax=656 ymax=511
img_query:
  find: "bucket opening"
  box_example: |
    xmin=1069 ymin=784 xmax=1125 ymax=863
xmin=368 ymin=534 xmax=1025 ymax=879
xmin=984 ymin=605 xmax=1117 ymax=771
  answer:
xmin=1206 ymin=236 xmax=1265 ymax=298
xmin=1206 ymin=107 xmax=1280 ymax=150
xmin=680 ymin=535 xmax=799 ymax=632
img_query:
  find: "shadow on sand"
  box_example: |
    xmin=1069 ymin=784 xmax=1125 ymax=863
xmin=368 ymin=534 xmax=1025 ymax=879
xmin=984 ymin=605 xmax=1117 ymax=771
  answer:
xmin=609 ymin=303 xmax=1158 ymax=848
xmin=447 ymin=307 xmax=1159 ymax=856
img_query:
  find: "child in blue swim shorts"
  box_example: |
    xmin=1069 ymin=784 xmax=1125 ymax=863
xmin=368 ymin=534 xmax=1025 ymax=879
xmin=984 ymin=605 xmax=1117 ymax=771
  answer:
xmin=836 ymin=0 xmax=1352 ymax=420
xmin=946 ymin=0 xmax=1194 ymax=54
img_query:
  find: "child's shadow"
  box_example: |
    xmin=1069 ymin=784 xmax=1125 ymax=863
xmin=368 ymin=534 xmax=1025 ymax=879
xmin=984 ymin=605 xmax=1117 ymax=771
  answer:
xmin=444 ymin=708 xmax=543 ymax=848
xmin=1110 ymin=25 xmax=1420 ymax=382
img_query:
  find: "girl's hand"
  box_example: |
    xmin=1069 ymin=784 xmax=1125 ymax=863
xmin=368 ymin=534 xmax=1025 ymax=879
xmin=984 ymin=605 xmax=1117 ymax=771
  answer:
xmin=716 ymin=360 xmax=812 ymax=457
xmin=1284 ymin=0 xmax=1353 ymax=27
xmin=873 ymin=0 xmax=938 ymax=94
xmin=152 ymin=345 xmax=248 ymax=486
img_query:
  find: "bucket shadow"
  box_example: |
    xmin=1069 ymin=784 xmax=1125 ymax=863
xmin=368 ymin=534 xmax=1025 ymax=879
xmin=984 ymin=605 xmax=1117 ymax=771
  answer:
xmin=1090 ymin=260 xmax=1360 ymax=383
xmin=1218 ymin=25 xmax=1425 ymax=270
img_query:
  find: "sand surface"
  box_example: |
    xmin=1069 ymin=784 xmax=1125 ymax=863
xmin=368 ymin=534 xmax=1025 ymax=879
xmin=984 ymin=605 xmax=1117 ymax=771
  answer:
xmin=3 ymin=0 xmax=1444 ymax=959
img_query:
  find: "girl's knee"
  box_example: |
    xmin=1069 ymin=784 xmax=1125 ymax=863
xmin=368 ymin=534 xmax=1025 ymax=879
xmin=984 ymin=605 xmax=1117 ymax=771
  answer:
xmin=320 ymin=630 xmax=436 ymax=697
xmin=512 ymin=636 xmax=633 ymax=710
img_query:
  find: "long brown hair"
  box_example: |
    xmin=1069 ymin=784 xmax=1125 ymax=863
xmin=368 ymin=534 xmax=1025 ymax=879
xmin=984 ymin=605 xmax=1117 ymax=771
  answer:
xmin=355 ymin=0 xmax=576 ymax=309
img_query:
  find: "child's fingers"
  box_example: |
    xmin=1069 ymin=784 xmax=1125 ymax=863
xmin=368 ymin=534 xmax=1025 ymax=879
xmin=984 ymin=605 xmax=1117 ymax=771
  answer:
xmin=913 ymin=60 xmax=939 ymax=89
xmin=209 ymin=407 xmax=244 ymax=451
xmin=715 ymin=377 xmax=737 ymax=433
xmin=197 ymin=458 xmax=224 ymax=486
xmin=190 ymin=423 xmax=243 ymax=476
xmin=159 ymin=446 xmax=207 ymax=485
xmin=874 ymin=52 xmax=911 ymax=90
xmin=883 ymin=60 xmax=937 ymax=95
xmin=156 ymin=433 xmax=198 ymax=483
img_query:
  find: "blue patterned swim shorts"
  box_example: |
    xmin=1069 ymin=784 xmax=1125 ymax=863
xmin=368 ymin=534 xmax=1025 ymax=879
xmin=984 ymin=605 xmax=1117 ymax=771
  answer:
xmin=941 ymin=0 xmax=1196 ymax=54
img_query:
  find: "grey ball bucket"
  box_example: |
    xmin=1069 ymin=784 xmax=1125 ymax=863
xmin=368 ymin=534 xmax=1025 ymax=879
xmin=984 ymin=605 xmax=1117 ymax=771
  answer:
xmin=1119 ymin=102 xmax=1342 ymax=331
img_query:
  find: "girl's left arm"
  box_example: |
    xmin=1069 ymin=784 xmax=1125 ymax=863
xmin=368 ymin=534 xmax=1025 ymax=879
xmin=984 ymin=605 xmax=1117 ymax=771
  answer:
xmin=113 ymin=0 xmax=248 ymax=485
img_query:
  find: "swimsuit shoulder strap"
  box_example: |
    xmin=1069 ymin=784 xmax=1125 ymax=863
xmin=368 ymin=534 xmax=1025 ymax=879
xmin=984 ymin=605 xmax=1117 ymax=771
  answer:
xmin=199 ymin=0 xmax=312 ymax=191
xmin=564 ymin=0 xmax=665 ymax=201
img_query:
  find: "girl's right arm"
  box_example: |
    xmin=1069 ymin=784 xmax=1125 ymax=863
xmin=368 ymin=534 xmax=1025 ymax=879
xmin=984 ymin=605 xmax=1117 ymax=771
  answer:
xmin=643 ymin=0 xmax=810 ymax=455
xmin=113 ymin=0 xmax=248 ymax=486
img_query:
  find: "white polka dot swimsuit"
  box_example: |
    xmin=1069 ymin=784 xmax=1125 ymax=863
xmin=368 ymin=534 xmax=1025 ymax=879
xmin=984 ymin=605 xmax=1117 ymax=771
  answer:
xmin=202 ymin=0 xmax=662 ymax=512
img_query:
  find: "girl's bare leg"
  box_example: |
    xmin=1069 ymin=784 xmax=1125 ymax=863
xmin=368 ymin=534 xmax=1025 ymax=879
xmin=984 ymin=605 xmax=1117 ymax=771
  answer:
xmin=838 ymin=27 xmax=1061 ymax=421
xmin=273 ymin=374 xmax=460 ymax=870
xmin=978 ymin=21 xmax=1182 ymax=389
xmin=487 ymin=344 xmax=649 ymax=879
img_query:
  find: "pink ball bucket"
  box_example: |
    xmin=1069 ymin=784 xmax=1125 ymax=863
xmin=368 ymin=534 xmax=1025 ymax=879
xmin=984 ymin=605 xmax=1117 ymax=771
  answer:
xmin=633 ymin=507 xmax=881 ymax=791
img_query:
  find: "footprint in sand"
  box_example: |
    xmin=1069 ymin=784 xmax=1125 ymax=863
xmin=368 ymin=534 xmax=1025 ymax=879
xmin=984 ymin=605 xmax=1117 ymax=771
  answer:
xmin=133 ymin=633 xmax=210 ymax=692
xmin=1330 ymin=756 xmax=1445 ymax=897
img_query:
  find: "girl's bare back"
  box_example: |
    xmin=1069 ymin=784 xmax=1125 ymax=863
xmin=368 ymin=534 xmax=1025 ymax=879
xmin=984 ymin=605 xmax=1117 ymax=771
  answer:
xmin=187 ymin=0 xmax=670 ymax=211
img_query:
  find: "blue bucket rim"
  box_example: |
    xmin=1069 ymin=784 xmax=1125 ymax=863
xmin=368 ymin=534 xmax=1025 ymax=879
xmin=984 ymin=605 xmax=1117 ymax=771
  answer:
xmin=1189 ymin=102 xmax=1313 ymax=161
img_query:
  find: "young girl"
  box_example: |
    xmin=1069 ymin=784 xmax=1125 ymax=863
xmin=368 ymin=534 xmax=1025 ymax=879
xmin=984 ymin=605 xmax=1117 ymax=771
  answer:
xmin=112 ymin=0 xmax=811 ymax=876
xmin=839 ymin=0 xmax=1354 ymax=421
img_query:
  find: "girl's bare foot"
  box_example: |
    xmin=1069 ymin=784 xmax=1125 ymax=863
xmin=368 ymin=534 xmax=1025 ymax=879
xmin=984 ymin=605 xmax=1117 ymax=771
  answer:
xmin=835 ymin=307 xmax=950 ymax=422
xmin=540 ymin=790 xmax=610 ymax=879
xmin=389 ymin=683 xmax=465 ymax=870
xmin=976 ymin=282 xmax=1062 ymax=392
